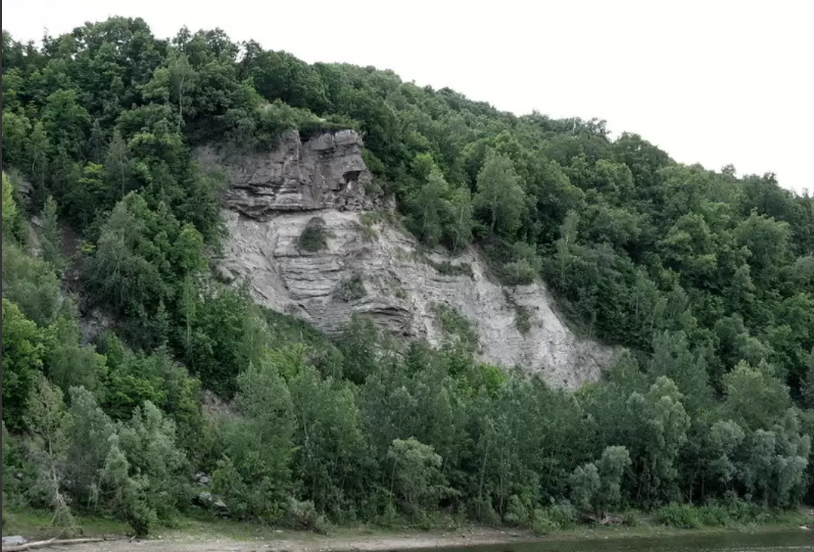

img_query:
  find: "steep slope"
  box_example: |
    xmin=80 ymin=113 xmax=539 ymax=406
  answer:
xmin=196 ymin=130 xmax=612 ymax=388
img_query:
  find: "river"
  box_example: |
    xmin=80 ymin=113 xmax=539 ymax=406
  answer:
xmin=431 ymin=531 xmax=812 ymax=552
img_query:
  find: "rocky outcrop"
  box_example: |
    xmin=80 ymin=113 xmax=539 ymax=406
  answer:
xmin=201 ymin=129 xmax=613 ymax=389
xmin=194 ymin=129 xmax=381 ymax=220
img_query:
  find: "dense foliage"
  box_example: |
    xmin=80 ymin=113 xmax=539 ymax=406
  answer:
xmin=2 ymin=17 xmax=813 ymax=536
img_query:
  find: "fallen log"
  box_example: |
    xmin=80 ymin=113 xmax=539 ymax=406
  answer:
xmin=4 ymin=537 xmax=106 ymax=551
xmin=581 ymin=513 xmax=624 ymax=525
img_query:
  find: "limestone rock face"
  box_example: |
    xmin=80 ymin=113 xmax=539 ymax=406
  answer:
xmin=194 ymin=129 xmax=378 ymax=220
xmin=202 ymin=129 xmax=614 ymax=389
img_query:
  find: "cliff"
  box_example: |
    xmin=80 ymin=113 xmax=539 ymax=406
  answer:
xmin=195 ymin=130 xmax=612 ymax=389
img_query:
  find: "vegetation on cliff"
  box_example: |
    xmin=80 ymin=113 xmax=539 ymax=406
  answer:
xmin=2 ymin=17 xmax=813 ymax=537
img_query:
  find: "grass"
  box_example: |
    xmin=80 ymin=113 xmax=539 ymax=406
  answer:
xmin=2 ymin=506 xmax=129 ymax=540
xmin=3 ymin=505 xmax=810 ymax=545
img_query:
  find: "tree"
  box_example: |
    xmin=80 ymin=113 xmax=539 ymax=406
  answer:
xmin=596 ymin=445 xmax=631 ymax=514
xmin=24 ymin=374 xmax=75 ymax=529
xmin=707 ymin=419 xmax=745 ymax=490
xmin=41 ymin=89 xmax=91 ymax=158
xmin=556 ymin=210 xmax=580 ymax=283
xmin=2 ymin=171 xmax=18 ymax=232
xmin=65 ymin=386 xmax=117 ymax=507
xmin=118 ymin=401 xmax=185 ymax=518
xmin=447 ymin=187 xmax=473 ymax=253
xmin=104 ymin=130 xmax=133 ymax=203
xmin=387 ymin=437 xmax=451 ymax=517
xmin=406 ymin=169 xmax=450 ymax=247
xmin=40 ymin=195 xmax=63 ymax=272
xmin=215 ymin=358 xmax=296 ymax=518
xmin=569 ymin=462 xmax=600 ymax=514
xmin=289 ymin=366 xmax=367 ymax=515
xmin=474 ymin=153 xmax=526 ymax=236
xmin=723 ymin=361 xmax=791 ymax=431
xmin=801 ymin=349 xmax=814 ymax=409
xmin=101 ymin=435 xmax=156 ymax=537
xmin=2 ymin=299 xmax=49 ymax=431
xmin=649 ymin=331 xmax=713 ymax=414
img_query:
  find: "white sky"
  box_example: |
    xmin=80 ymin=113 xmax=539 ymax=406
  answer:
xmin=3 ymin=0 xmax=812 ymax=194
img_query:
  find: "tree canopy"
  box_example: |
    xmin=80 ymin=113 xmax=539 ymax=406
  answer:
xmin=2 ymin=17 xmax=814 ymax=537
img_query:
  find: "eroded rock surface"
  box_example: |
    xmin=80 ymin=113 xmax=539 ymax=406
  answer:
xmin=201 ymin=129 xmax=613 ymax=389
xmin=195 ymin=129 xmax=379 ymax=220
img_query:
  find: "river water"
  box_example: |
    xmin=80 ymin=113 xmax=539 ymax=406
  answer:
xmin=433 ymin=531 xmax=812 ymax=552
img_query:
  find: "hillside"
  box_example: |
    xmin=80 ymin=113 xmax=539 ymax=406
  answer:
xmin=2 ymin=17 xmax=814 ymax=538
xmin=198 ymin=128 xmax=610 ymax=388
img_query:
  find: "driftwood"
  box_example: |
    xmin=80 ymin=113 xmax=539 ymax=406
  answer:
xmin=4 ymin=537 xmax=107 ymax=551
xmin=581 ymin=513 xmax=624 ymax=525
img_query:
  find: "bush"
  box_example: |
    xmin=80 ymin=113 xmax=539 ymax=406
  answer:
xmin=502 ymin=259 xmax=538 ymax=286
xmin=514 ymin=304 xmax=531 ymax=334
xmin=433 ymin=303 xmax=478 ymax=351
xmin=468 ymin=497 xmax=501 ymax=526
xmin=374 ymin=501 xmax=401 ymax=529
xmin=298 ymin=217 xmax=330 ymax=252
xmin=530 ymin=509 xmax=559 ymax=536
xmin=334 ymin=274 xmax=366 ymax=302
xmin=654 ymin=503 xmax=702 ymax=529
xmin=285 ymin=497 xmax=328 ymax=534
xmin=696 ymin=504 xmax=731 ymax=527
xmin=622 ymin=509 xmax=641 ymax=527
xmin=504 ymin=495 xmax=529 ymax=526
xmin=547 ymin=501 xmax=577 ymax=528
xmin=428 ymin=259 xmax=474 ymax=278
xmin=719 ymin=491 xmax=762 ymax=523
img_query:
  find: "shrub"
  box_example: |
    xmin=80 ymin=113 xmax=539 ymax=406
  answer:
xmin=468 ymin=497 xmax=501 ymax=526
xmin=334 ymin=274 xmax=367 ymax=302
xmin=298 ymin=217 xmax=330 ymax=252
xmin=654 ymin=503 xmax=701 ymax=529
xmin=547 ymin=501 xmax=577 ymax=528
xmin=433 ymin=303 xmax=478 ymax=351
xmin=530 ymin=509 xmax=559 ymax=536
xmin=504 ymin=495 xmax=530 ymax=526
xmin=503 ymin=258 xmax=538 ymax=286
xmin=428 ymin=259 xmax=474 ymax=278
xmin=622 ymin=509 xmax=641 ymax=526
xmin=514 ymin=304 xmax=531 ymax=334
xmin=696 ymin=504 xmax=731 ymax=527
xmin=285 ymin=497 xmax=328 ymax=534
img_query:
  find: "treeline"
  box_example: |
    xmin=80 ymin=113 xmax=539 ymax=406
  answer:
xmin=2 ymin=16 xmax=814 ymax=536
xmin=4 ymin=180 xmax=813 ymax=535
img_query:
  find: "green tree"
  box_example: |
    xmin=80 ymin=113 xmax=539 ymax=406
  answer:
xmin=596 ymin=445 xmax=631 ymax=514
xmin=387 ymin=437 xmax=452 ymax=517
xmin=215 ymin=358 xmax=296 ymax=518
xmin=569 ymin=462 xmax=600 ymax=514
xmin=723 ymin=361 xmax=791 ymax=431
xmin=65 ymin=386 xmax=117 ymax=507
xmin=2 ymin=171 xmax=19 ymax=232
xmin=2 ymin=299 xmax=49 ymax=430
xmin=23 ymin=374 xmax=75 ymax=529
xmin=40 ymin=195 xmax=64 ymax=272
xmin=406 ymin=169 xmax=450 ymax=247
xmin=474 ymin=153 xmax=526 ymax=236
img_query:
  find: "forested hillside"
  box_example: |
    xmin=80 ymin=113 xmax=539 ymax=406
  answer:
xmin=2 ymin=17 xmax=813 ymax=537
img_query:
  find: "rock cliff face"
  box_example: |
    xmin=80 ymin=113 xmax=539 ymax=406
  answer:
xmin=197 ymin=130 xmax=612 ymax=389
xmin=195 ymin=129 xmax=378 ymax=219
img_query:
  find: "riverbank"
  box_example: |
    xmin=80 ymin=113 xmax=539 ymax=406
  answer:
xmin=3 ymin=508 xmax=812 ymax=552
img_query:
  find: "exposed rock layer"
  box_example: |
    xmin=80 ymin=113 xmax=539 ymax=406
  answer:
xmin=199 ymin=130 xmax=612 ymax=389
xmin=194 ymin=129 xmax=378 ymax=219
